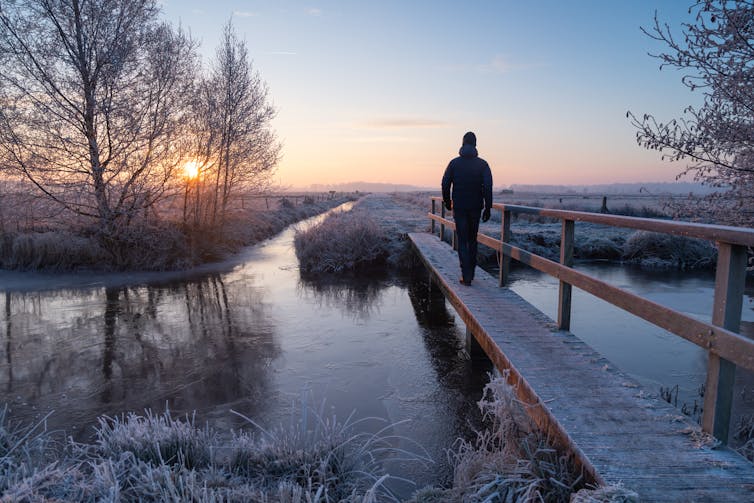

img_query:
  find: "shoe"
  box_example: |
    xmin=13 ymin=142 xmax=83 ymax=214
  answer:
xmin=459 ymin=277 xmax=472 ymax=286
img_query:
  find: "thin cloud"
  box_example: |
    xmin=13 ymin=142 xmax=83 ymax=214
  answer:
xmin=442 ymin=55 xmax=541 ymax=75
xmin=478 ymin=55 xmax=511 ymax=74
xmin=265 ymin=51 xmax=297 ymax=56
xmin=480 ymin=55 xmax=545 ymax=74
xmin=307 ymin=7 xmax=322 ymax=16
xmin=346 ymin=136 xmax=418 ymax=144
xmin=361 ymin=118 xmax=448 ymax=129
xmin=233 ymin=11 xmax=258 ymax=18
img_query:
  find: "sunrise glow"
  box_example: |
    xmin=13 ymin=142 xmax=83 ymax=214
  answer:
xmin=159 ymin=1 xmax=699 ymax=190
xmin=183 ymin=160 xmax=200 ymax=180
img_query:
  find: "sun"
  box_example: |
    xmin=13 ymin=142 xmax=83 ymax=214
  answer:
xmin=183 ymin=160 xmax=200 ymax=180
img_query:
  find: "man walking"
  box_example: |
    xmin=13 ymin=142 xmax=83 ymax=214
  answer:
xmin=441 ymin=131 xmax=493 ymax=286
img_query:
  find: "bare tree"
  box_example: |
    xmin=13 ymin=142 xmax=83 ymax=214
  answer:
xmin=0 ymin=0 xmax=196 ymax=236
xmin=187 ymin=20 xmax=280 ymax=229
xmin=628 ymin=0 xmax=754 ymax=226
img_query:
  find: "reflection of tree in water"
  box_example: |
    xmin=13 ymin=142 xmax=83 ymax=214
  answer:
xmin=297 ymin=272 xmax=390 ymax=320
xmin=3 ymin=293 xmax=11 ymax=392
xmin=0 ymin=274 xmax=280 ymax=440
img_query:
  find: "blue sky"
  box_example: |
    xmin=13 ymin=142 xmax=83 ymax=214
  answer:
xmin=161 ymin=0 xmax=699 ymax=188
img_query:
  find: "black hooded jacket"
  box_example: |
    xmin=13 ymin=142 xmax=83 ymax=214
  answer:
xmin=441 ymin=144 xmax=493 ymax=211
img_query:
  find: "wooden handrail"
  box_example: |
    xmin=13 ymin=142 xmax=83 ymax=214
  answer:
xmin=427 ymin=197 xmax=753 ymax=443
xmin=430 ymin=196 xmax=754 ymax=247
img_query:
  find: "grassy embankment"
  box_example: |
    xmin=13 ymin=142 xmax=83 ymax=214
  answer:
xmin=0 ymin=195 xmax=353 ymax=271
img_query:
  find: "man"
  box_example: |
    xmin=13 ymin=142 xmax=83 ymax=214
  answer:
xmin=441 ymin=131 xmax=493 ymax=286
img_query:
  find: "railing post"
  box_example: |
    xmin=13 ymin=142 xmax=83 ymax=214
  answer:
xmin=557 ymin=219 xmax=574 ymax=330
xmin=431 ymin=199 xmax=436 ymax=235
xmin=499 ymin=209 xmax=511 ymax=287
xmin=702 ymin=242 xmax=747 ymax=443
xmin=440 ymin=204 xmax=446 ymax=243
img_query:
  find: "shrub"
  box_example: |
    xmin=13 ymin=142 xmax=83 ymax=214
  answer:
xmin=622 ymin=231 xmax=716 ymax=270
xmin=295 ymin=209 xmax=387 ymax=273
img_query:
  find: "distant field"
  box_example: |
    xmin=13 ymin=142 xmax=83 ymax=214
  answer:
xmin=495 ymin=191 xmax=670 ymax=216
xmin=413 ymin=190 xmax=676 ymax=219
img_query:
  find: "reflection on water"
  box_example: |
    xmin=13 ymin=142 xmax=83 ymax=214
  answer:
xmin=0 ymin=209 xmax=489 ymax=492
xmin=1 ymin=274 xmax=279 ymax=439
xmin=298 ymin=273 xmax=390 ymax=321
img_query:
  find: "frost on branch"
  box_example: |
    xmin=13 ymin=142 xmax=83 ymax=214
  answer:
xmin=628 ymin=0 xmax=754 ymax=226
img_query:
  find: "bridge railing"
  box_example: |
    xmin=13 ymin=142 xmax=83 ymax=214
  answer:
xmin=428 ymin=196 xmax=754 ymax=443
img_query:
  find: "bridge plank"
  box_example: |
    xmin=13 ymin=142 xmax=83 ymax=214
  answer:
xmin=409 ymin=232 xmax=754 ymax=501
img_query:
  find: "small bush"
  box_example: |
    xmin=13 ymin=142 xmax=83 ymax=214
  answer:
xmin=295 ymin=209 xmax=387 ymax=273
xmin=575 ymin=236 xmax=624 ymax=260
xmin=622 ymin=231 xmax=717 ymax=270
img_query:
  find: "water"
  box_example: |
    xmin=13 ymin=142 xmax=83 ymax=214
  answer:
xmin=0 ymin=206 xmax=491 ymax=493
xmin=506 ymin=262 xmax=754 ymax=423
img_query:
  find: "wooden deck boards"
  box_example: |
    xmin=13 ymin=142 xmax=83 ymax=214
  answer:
xmin=408 ymin=232 xmax=754 ymax=502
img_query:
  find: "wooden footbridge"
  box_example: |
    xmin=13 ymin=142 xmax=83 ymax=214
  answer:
xmin=409 ymin=197 xmax=754 ymax=501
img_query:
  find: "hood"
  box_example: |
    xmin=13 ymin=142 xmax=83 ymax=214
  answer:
xmin=459 ymin=144 xmax=478 ymax=158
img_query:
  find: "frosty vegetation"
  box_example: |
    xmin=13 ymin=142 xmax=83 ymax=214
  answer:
xmin=629 ymin=0 xmax=754 ymax=227
xmin=305 ymin=193 xmax=717 ymax=275
xmin=0 ymin=1 xmax=284 ymax=270
xmin=295 ymin=208 xmax=388 ymax=273
xmin=0 ymin=375 xmax=633 ymax=502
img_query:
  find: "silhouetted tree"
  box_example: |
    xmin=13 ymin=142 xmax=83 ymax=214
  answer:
xmin=0 ymin=0 xmax=196 ymax=235
xmin=187 ymin=20 xmax=280 ymax=229
xmin=629 ymin=0 xmax=754 ymax=226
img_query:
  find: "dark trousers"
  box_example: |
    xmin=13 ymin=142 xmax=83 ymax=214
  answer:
xmin=454 ymin=209 xmax=480 ymax=281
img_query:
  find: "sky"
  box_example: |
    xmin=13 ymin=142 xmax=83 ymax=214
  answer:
xmin=160 ymin=0 xmax=700 ymax=189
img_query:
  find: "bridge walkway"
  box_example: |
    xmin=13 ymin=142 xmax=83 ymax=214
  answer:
xmin=409 ymin=231 xmax=754 ymax=502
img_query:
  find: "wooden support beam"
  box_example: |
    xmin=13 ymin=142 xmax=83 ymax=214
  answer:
xmin=440 ymin=205 xmax=446 ymax=243
xmin=499 ymin=210 xmax=511 ymax=287
xmin=558 ymin=219 xmax=574 ymax=330
xmin=703 ymin=242 xmax=747 ymax=443
xmin=431 ymin=199 xmax=436 ymax=235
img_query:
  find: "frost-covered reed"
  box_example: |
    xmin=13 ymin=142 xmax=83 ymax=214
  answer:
xmin=294 ymin=208 xmax=388 ymax=273
xmin=0 ymin=397 xmax=431 ymax=502
xmin=406 ymin=374 xmax=601 ymax=502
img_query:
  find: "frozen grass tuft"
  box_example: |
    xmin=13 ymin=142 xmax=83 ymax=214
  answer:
xmin=228 ymin=395 xmax=432 ymax=501
xmin=570 ymin=483 xmax=640 ymax=502
xmin=94 ymin=409 xmax=213 ymax=469
xmin=443 ymin=374 xmax=586 ymax=502
xmin=295 ymin=208 xmax=388 ymax=273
